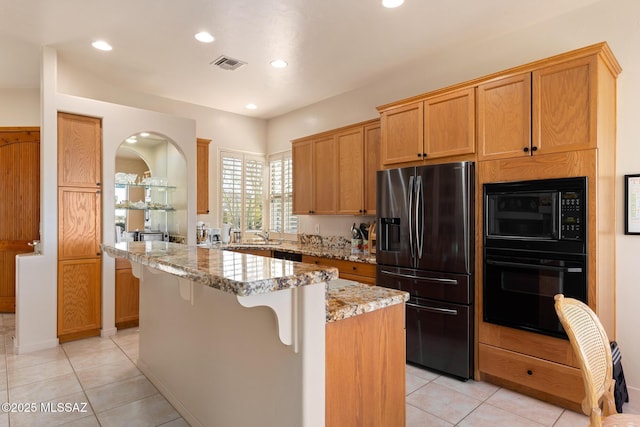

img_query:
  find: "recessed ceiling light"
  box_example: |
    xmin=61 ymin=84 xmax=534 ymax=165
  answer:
xmin=195 ymin=32 xmax=215 ymax=43
xmin=126 ymin=137 xmax=137 ymax=144
xmin=245 ymin=104 xmax=257 ymax=110
xmin=270 ymin=59 xmax=288 ymax=68
xmin=382 ymin=0 xmax=404 ymax=8
xmin=92 ymin=40 xmax=113 ymax=51
xmin=139 ymin=132 xmax=150 ymax=137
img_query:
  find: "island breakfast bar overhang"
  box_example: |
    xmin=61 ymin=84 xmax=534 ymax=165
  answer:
xmin=101 ymin=241 xmax=338 ymax=427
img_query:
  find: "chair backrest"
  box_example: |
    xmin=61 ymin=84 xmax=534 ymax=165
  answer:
xmin=554 ymin=294 xmax=616 ymax=425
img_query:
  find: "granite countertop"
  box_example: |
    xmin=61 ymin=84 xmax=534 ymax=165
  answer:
xmin=326 ymin=279 xmax=409 ymax=323
xmin=102 ymin=241 xmax=407 ymax=323
xmin=101 ymin=241 xmax=338 ymax=297
xmin=215 ymin=241 xmax=377 ymax=264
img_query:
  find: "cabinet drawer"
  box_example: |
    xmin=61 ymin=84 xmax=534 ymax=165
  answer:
xmin=302 ymin=255 xmax=376 ymax=283
xmin=479 ymin=322 xmax=579 ymax=367
xmin=479 ymin=343 xmax=584 ymax=406
xmin=333 ymin=259 xmax=376 ymax=278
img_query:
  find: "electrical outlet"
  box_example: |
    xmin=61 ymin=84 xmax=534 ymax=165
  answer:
xmin=314 ymin=224 xmax=320 ymax=234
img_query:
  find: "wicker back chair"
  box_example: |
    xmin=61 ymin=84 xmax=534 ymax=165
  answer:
xmin=554 ymin=294 xmax=640 ymax=427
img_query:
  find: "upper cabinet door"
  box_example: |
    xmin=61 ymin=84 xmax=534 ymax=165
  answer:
xmin=424 ymin=88 xmax=475 ymax=159
xmin=292 ymin=140 xmax=313 ymax=214
xmin=312 ymin=136 xmax=338 ymax=215
xmin=363 ymin=123 xmax=381 ymax=215
xmin=380 ymin=102 xmax=424 ymax=165
xmin=532 ymin=55 xmax=597 ymax=154
xmin=58 ymin=113 xmax=102 ymax=188
xmin=336 ymin=127 xmax=364 ymax=215
xmin=477 ymin=73 xmax=532 ymax=161
xmin=196 ymin=138 xmax=211 ymax=214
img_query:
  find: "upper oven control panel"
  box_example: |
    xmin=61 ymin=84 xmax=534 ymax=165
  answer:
xmin=560 ymin=191 xmax=584 ymax=240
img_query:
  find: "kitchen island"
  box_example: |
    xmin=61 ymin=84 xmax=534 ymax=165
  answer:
xmin=101 ymin=241 xmax=407 ymax=427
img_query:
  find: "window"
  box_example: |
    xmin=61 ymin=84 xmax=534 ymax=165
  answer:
xmin=269 ymin=152 xmax=297 ymax=238
xmin=220 ymin=150 xmax=265 ymax=233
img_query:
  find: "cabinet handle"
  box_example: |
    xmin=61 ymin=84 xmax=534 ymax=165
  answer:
xmin=531 ymin=146 xmax=538 ymax=152
xmin=417 ymin=153 xmax=422 ymax=158
xmin=96 ymin=182 xmax=101 ymax=186
xmin=527 ymin=370 xmax=533 ymax=375
xmin=523 ymin=147 xmax=529 ymax=153
xmin=352 ymin=266 xmax=357 ymax=270
xmin=422 ymin=152 xmax=427 ymax=157
xmin=96 ymin=190 xmax=101 ymax=194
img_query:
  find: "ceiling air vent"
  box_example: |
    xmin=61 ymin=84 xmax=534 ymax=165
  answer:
xmin=211 ymin=55 xmax=247 ymax=71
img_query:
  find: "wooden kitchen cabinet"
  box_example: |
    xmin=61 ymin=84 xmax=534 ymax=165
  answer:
xmin=302 ymin=255 xmax=376 ymax=285
xmin=292 ymin=135 xmax=337 ymax=215
xmin=532 ymin=55 xmax=598 ymax=155
xmin=477 ymin=73 xmax=532 ymax=161
xmin=196 ymin=138 xmax=210 ymax=214
xmin=58 ymin=113 xmax=102 ymax=188
xmin=424 ymin=88 xmax=475 ymax=159
xmin=57 ymin=112 xmax=102 ymax=342
xmin=336 ymin=127 xmax=364 ymax=215
xmin=115 ymin=258 xmax=139 ymax=329
xmin=380 ymin=102 xmax=423 ymax=165
xmin=293 ymin=119 xmax=379 ymax=216
xmin=363 ymin=123 xmax=381 ymax=215
xmin=478 ymin=56 xmax=599 ymax=161
xmin=58 ymin=187 xmax=102 ymax=260
xmin=476 ymin=44 xmax=620 ymax=411
xmin=380 ymin=87 xmax=475 ymax=166
xmin=326 ymin=303 xmax=406 ymax=427
xmin=292 ymin=140 xmax=313 ymax=214
xmin=312 ymin=136 xmax=338 ymax=214
xmin=57 ymin=258 xmax=101 ymax=342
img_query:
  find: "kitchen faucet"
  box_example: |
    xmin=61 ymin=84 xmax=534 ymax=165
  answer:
xmin=255 ymin=230 xmax=270 ymax=242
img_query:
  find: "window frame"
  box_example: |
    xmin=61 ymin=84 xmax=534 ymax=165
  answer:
xmin=268 ymin=150 xmax=297 ymax=241
xmin=218 ymin=149 xmax=267 ymax=236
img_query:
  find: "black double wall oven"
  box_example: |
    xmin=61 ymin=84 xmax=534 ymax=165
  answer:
xmin=483 ymin=177 xmax=588 ymax=339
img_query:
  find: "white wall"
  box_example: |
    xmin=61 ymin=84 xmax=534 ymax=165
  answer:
xmin=266 ymin=0 xmax=640 ymax=403
xmin=16 ymin=48 xmax=197 ymax=352
xmin=57 ymin=58 xmax=268 ymax=230
xmin=0 ymin=89 xmax=39 ymax=126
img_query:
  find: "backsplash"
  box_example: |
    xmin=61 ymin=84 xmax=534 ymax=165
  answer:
xmin=298 ymin=233 xmax=351 ymax=249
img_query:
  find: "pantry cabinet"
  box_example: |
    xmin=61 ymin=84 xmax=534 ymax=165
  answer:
xmin=380 ymin=88 xmax=475 ymax=166
xmin=292 ymin=119 xmax=380 ymax=216
xmin=57 ymin=112 xmax=102 ymax=343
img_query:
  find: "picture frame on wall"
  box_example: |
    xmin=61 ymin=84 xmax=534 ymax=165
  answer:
xmin=624 ymin=174 xmax=640 ymax=234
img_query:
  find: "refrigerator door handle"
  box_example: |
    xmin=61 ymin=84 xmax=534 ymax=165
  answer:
xmin=406 ymin=302 xmax=458 ymax=316
xmin=379 ymin=269 xmax=459 ymax=284
xmin=416 ymin=175 xmax=424 ymax=259
xmin=408 ymin=175 xmax=416 ymax=259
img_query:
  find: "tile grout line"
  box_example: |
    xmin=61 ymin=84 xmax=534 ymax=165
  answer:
xmin=60 ymin=342 xmax=103 ymax=426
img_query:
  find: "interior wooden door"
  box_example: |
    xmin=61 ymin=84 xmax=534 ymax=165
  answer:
xmin=0 ymin=128 xmax=40 ymax=312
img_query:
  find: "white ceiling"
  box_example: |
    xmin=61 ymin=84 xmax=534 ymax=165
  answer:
xmin=0 ymin=0 xmax=600 ymax=119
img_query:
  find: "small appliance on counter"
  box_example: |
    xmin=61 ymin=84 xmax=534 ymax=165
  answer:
xmin=139 ymin=231 xmax=166 ymax=241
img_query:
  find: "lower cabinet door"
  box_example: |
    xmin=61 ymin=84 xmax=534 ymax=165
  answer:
xmin=58 ymin=258 xmax=101 ymax=341
xmin=115 ymin=267 xmax=140 ymax=328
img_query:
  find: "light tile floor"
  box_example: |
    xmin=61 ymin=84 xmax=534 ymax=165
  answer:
xmin=0 ymin=313 xmax=636 ymax=426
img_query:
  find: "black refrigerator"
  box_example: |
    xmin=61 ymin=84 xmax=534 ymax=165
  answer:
xmin=376 ymin=162 xmax=474 ymax=379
